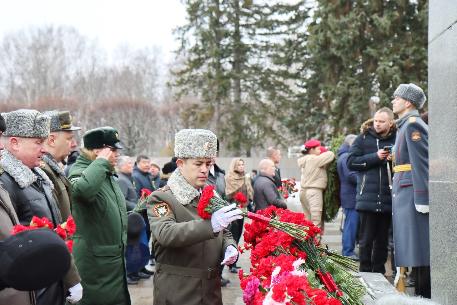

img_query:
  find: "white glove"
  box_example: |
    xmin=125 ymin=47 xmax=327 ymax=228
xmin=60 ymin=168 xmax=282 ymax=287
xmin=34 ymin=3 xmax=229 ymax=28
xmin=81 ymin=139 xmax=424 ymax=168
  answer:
xmin=221 ymin=245 xmax=239 ymax=266
xmin=66 ymin=283 xmax=83 ymax=304
xmin=211 ymin=204 xmax=243 ymax=233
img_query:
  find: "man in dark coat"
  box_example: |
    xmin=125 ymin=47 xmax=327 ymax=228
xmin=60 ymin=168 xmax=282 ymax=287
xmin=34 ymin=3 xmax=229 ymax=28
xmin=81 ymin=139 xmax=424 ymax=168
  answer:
xmin=117 ymin=156 xmax=138 ymax=212
xmin=147 ymin=129 xmax=242 ymax=305
xmin=132 ymin=155 xmax=155 ymax=266
xmin=69 ymin=127 xmax=131 ymax=305
xmin=347 ymin=107 xmax=396 ymax=274
xmin=149 ymin=161 xmax=162 ymax=190
xmin=41 ymin=110 xmax=82 ymax=303
xmin=116 ymin=155 xmax=152 ymax=283
xmin=0 ymin=109 xmax=65 ymax=305
xmin=132 ymin=155 xmax=154 ymax=195
xmin=266 ymin=147 xmax=282 ymax=188
xmin=253 ymin=159 xmax=287 ymax=211
xmin=391 ymin=83 xmax=430 ymax=298
xmin=336 ymin=134 xmax=359 ymax=259
xmin=0 ymin=113 xmax=36 ymax=305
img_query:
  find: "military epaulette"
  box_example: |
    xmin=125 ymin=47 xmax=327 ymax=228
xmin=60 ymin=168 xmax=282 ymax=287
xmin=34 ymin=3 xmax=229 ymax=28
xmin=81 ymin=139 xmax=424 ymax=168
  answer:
xmin=408 ymin=117 xmax=417 ymax=123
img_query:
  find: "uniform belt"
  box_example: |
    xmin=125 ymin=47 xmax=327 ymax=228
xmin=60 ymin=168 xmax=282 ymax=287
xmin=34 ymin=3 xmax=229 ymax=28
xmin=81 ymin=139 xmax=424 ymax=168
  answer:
xmin=393 ymin=164 xmax=412 ymax=173
xmin=155 ymin=263 xmax=220 ymax=279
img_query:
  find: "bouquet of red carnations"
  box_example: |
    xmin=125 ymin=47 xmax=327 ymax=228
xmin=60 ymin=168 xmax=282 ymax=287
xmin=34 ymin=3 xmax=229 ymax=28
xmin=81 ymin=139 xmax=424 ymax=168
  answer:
xmin=11 ymin=216 xmax=76 ymax=253
xmin=239 ymin=206 xmax=366 ymax=305
xmin=278 ymin=178 xmax=298 ymax=199
xmin=197 ymin=186 xmax=366 ymax=305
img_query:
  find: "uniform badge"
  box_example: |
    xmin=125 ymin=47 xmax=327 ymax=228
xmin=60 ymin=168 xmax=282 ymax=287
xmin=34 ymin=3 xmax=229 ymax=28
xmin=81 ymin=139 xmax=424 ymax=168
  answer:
xmin=152 ymin=202 xmax=172 ymax=217
xmin=411 ymin=131 xmax=421 ymax=142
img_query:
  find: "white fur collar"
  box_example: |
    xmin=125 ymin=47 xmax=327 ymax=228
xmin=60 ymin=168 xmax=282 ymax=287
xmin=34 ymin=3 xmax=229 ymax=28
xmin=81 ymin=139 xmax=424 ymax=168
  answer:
xmin=0 ymin=150 xmax=54 ymax=189
xmin=167 ymin=169 xmax=200 ymax=206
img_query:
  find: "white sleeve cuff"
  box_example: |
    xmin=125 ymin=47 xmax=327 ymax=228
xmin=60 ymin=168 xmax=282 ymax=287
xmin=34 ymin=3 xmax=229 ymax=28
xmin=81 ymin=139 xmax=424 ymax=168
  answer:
xmin=415 ymin=204 xmax=429 ymax=214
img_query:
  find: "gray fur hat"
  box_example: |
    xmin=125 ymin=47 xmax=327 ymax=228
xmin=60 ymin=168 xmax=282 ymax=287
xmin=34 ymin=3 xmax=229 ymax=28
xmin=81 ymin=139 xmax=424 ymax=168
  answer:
xmin=393 ymin=83 xmax=426 ymax=109
xmin=174 ymin=129 xmax=217 ymax=159
xmin=3 ymin=109 xmax=50 ymax=138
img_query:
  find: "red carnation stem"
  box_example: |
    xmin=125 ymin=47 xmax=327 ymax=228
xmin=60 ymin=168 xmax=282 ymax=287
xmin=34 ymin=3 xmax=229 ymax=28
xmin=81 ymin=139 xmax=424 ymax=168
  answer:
xmin=317 ymin=270 xmax=343 ymax=297
xmin=247 ymin=212 xmax=271 ymax=224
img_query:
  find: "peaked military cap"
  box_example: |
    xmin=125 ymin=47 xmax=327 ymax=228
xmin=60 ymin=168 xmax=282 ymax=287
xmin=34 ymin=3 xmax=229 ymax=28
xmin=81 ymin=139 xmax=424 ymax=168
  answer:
xmin=83 ymin=126 xmax=124 ymax=150
xmin=2 ymin=109 xmax=50 ymax=138
xmin=393 ymin=83 xmax=427 ymax=109
xmin=0 ymin=229 xmax=71 ymax=291
xmin=44 ymin=110 xmax=81 ymax=132
xmin=174 ymin=129 xmax=217 ymax=159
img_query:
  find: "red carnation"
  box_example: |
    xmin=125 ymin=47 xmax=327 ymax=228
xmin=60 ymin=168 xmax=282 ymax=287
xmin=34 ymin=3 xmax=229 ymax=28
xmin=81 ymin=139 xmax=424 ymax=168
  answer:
xmin=65 ymin=216 xmax=76 ymax=236
xmin=10 ymin=224 xmax=31 ymax=235
xmin=54 ymin=225 xmax=67 ymax=240
xmin=65 ymin=240 xmax=74 ymax=253
xmin=30 ymin=216 xmax=54 ymax=229
xmin=140 ymin=188 xmax=152 ymax=199
xmin=197 ymin=185 xmax=215 ymax=219
xmin=233 ymin=192 xmax=248 ymax=207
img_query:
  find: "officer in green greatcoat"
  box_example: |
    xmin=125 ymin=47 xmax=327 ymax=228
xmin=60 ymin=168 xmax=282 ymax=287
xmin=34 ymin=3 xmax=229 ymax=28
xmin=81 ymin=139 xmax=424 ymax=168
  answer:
xmin=147 ymin=129 xmax=243 ymax=305
xmin=69 ymin=127 xmax=130 ymax=305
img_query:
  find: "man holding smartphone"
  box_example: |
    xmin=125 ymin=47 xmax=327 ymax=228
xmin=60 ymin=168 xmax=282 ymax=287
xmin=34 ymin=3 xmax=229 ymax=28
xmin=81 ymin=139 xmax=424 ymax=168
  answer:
xmin=347 ymin=107 xmax=396 ymax=274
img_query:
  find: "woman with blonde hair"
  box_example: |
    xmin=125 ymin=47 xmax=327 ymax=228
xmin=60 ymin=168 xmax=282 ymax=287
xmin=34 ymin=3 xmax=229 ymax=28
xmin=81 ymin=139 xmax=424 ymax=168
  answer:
xmin=225 ymin=158 xmax=253 ymax=272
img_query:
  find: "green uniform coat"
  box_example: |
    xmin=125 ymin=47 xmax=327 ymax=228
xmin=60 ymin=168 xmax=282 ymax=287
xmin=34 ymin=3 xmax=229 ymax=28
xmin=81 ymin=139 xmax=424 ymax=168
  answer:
xmin=148 ymin=170 xmax=236 ymax=305
xmin=69 ymin=155 xmax=130 ymax=305
xmin=41 ymin=154 xmax=81 ymax=289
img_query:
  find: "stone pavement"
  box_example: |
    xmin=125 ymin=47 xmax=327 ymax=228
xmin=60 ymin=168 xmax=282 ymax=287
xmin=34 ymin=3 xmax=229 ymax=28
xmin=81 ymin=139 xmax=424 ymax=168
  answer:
xmin=129 ymin=208 xmax=346 ymax=305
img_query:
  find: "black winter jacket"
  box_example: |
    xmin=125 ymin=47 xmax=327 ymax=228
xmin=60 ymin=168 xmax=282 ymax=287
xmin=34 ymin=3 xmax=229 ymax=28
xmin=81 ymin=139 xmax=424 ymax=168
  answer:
xmin=0 ymin=151 xmax=64 ymax=305
xmin=347 ymin=119 xmax=396 ymax=213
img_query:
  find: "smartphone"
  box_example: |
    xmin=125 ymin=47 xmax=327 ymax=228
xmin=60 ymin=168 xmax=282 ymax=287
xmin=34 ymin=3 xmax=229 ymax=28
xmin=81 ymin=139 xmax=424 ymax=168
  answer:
xmin=383 ymin=145 xmax=392 ymax=152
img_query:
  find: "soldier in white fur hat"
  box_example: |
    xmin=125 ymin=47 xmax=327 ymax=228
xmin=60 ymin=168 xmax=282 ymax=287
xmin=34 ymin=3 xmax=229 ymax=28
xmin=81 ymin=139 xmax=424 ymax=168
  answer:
xmin=147 ymin=129 xmax=243 ymax=305
xmin=391 ymin=83 xmax=430 ymax=298
xmin=0 ymin=109 xmax=65 ymax=305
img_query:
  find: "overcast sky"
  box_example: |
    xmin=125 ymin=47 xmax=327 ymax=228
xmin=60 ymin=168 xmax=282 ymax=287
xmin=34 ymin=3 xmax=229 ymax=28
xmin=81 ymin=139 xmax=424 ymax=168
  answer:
xmin=0 ymin=0 xmax=187 ymax=62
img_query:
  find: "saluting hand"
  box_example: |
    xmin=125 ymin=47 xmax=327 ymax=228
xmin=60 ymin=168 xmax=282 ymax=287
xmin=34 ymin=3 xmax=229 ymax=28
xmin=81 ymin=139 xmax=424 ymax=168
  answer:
xmin=96 ymin=147 xmax=114 ymax=160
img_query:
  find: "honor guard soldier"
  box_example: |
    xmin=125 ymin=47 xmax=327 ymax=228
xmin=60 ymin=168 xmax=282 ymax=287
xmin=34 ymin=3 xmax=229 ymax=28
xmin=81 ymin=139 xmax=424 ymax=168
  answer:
xmin=147 ymin=129 xmax=242 ymax=305
xmin=391 ymin=83 xmax=430 ymax=298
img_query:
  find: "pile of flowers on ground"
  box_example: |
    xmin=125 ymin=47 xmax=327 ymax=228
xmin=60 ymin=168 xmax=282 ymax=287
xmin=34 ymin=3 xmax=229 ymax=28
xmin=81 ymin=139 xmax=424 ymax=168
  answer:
xmin=239 ymin=206 xmax=366 ymax=305
xmin=278 ymin=178 xmax=298 ymax=199
xmin=11 ymin=216 xmax=76 ymax=252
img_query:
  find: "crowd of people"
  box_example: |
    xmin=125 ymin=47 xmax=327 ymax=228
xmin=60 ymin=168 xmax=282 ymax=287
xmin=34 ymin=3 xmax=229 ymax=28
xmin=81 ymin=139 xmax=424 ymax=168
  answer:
xmin=0 ymin=82 xmax=432 ymax=305
xmin=336 ymin=83 xmax=430 ymax=298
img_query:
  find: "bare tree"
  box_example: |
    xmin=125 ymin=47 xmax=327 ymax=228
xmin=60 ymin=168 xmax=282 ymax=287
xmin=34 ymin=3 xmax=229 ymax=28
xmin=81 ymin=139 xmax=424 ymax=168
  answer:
xmin=0 ymin=26 xmax=101 ymax=104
